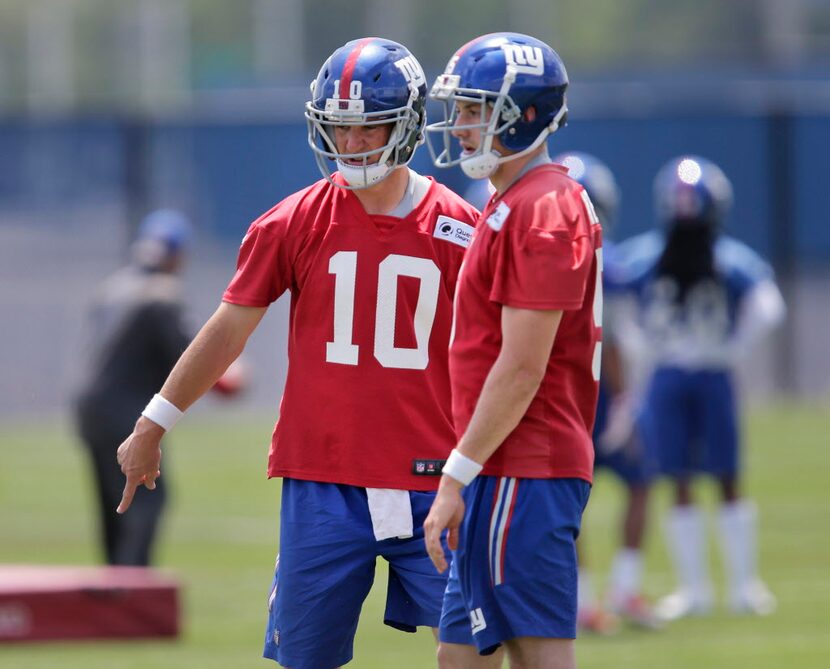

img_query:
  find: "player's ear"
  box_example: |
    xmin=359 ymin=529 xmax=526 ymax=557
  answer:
xmin=523 ymin=105 xmax=537 ymax=122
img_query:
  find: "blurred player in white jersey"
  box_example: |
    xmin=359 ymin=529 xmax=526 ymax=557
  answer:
xmin=555 ymin=152 xmax=661 ymax=631
xmin=424 ymin=33 xmax=601 ymax=669
xmin=613 ymin=156 xmax=785 ymax=621
xmin=114 ymin=38 xmax=484 ymax=668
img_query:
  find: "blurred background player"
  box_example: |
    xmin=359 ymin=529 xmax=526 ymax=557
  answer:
xmin=75 ymin=209 xmax=245 ymax=567
xmin=613 ymin=156 xmax=785 ymax=621
xmin=555 ymin=152 xmax=661 ymax=632
xmin=114 ymin=38 xmax=485 ymax=668
xmin=74 ymin=209 xmax=193 ymax=566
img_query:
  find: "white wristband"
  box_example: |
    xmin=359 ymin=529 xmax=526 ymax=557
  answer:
xmin=441 ymin=449 xmax=483 ymax=487
xmin=141 ymin=394 xmax=184 ymax=432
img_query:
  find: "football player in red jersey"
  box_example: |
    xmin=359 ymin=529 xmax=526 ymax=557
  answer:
xmin=114 ymin=38 xmax=487 ymax=668
xmin=423 ymin=33 xmax=602 ymax=669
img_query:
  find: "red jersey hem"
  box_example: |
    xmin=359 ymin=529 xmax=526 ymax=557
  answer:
xmin=267 ymin=467 xmax=441 ymax=491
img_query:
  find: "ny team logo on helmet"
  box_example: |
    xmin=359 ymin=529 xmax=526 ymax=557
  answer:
xmin=306 ymin=37 xmax=427 ymax=189
xmin=654 ymin=156 xmax=733 ymax=229
xmin=426 ymin=32 xmax=569 ymax=179
xmin=554 ymin=152 xmax=620 ymax=231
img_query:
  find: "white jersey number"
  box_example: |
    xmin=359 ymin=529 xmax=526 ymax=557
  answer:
xmin=592 ymin=247 xmax=603 ymax=381
xmin=580 ymin=189 xmax=603 ymax=381
xmin=327 ymin=251 xmax=441 ymax=370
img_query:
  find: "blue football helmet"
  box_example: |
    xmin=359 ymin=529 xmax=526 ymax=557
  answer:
xmin=306 ymin=37 xmax=427 ymax=189
xmin=554 ymin=152 xmax=619 ymax=231
xmin=426 ymin=32 xmax=568 ymax=179
xmin=654 ymin=156 xmax=733 ymax=228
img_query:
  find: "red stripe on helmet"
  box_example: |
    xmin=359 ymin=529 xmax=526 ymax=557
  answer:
xmin=453 ymin=33 xmax=499 ymax=60
xmin=339 ymin=38 xmax=375 ymax=99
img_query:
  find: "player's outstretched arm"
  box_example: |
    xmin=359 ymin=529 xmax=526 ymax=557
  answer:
xmin=116 ymin=302 xmax=266 ymax=514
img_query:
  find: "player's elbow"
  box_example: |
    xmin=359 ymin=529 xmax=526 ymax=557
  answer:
xmin=502 ymin=357 xmax=547 ymax=398
xmin=518 ymin=362 xmax=547 ymax=393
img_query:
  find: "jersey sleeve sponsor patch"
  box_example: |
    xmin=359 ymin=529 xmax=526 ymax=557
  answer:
xmin=433 ymin=215 xmax=474 ymax=248
xmin=486 ymin=201 xmax=511 ymax=231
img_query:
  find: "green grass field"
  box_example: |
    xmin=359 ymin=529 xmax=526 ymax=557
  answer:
xmin=1 ymin=402 xmax=828 ymax=668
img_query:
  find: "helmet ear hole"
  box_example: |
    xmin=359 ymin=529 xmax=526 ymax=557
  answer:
xmin=523 ymin=106 xmax=537 ymax=122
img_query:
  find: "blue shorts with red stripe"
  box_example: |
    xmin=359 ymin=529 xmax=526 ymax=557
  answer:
xmin=263 ymin=479 xmax=451 ymax=669
xmin=439 ymin=476 xmax=591 ymax=655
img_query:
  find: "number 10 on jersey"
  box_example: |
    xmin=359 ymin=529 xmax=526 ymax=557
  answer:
xmin=326 ymin=251 xmax=441 ymax=370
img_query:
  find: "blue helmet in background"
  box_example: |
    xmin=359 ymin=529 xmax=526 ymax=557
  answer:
xmin=132 ymin=209 xmax=192 ymax=269
xmin=554 ymin=152 xmax=619 ymax=231
xmin=654 ymin=156 xmax=733 ymax=229
xmin=426 ymin=32 xmax=568 ymax=179
xmin=305 ymin=37 xmax=427 ymax=189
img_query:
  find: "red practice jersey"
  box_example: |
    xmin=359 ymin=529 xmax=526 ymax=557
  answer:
xmin=450 ymin=163 xmax=602 ymax=482
xmin=223 ymin=173 xmax=478 ymax=490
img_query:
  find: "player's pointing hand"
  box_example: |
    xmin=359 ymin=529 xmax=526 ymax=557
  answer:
xmin=116 ymin=417 xmax=165 ymax=514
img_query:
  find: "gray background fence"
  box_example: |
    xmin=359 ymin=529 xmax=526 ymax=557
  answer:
xmin=2 ymin=92 xmax=829 ymax=418
xmin=2 ymin=0 xmax=830 ymax=417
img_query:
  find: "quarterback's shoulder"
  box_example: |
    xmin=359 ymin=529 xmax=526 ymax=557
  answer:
xmin=426 ymin=178 xmax=480 ymax=222
xmin=246 ymin=179 xmax=333 ymax=239
xmin=506 ymin=163 xmax=578 ymax=203
xmin=499 ymin=165 xmax=588 ymax=234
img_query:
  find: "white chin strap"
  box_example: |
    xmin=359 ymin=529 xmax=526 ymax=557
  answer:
xmin=459 ymin=102 xmax=568 ymax=181
xmin=460 ymin=151 xmax=500 ymax=179
xmin=337 ymin=161 xmax=392 ymax=189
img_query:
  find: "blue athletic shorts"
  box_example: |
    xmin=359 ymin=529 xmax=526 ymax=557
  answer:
xmin=439 ymin=476 xmax=591 ymax=655
xmin=594 ymin=440 xmax=657 ymax=486
xmin=641 ymin=367 xmax=739 ymax=478
xmin=263 ymin=479 xmax=450 ymax=669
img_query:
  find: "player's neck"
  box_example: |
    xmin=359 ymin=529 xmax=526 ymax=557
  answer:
xmin=352 ymin=167 xmax=410 ymax=216
xmin=491 ymin=145 xmax=548 ymax=195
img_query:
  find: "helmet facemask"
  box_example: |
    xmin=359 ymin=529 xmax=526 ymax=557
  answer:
xmin=306 ymin=82 xmax=424 ymax=190
xmin=426 ymin=73 xmax=518 ymax=179
xmin=426 ymin=33 xmax=569 ymax=179
xmin=426 ymin=68 xmax=567 ymax=179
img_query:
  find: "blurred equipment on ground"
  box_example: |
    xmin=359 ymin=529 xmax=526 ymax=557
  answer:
xmin=0 ymin=565 xmax=179 ymax=643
